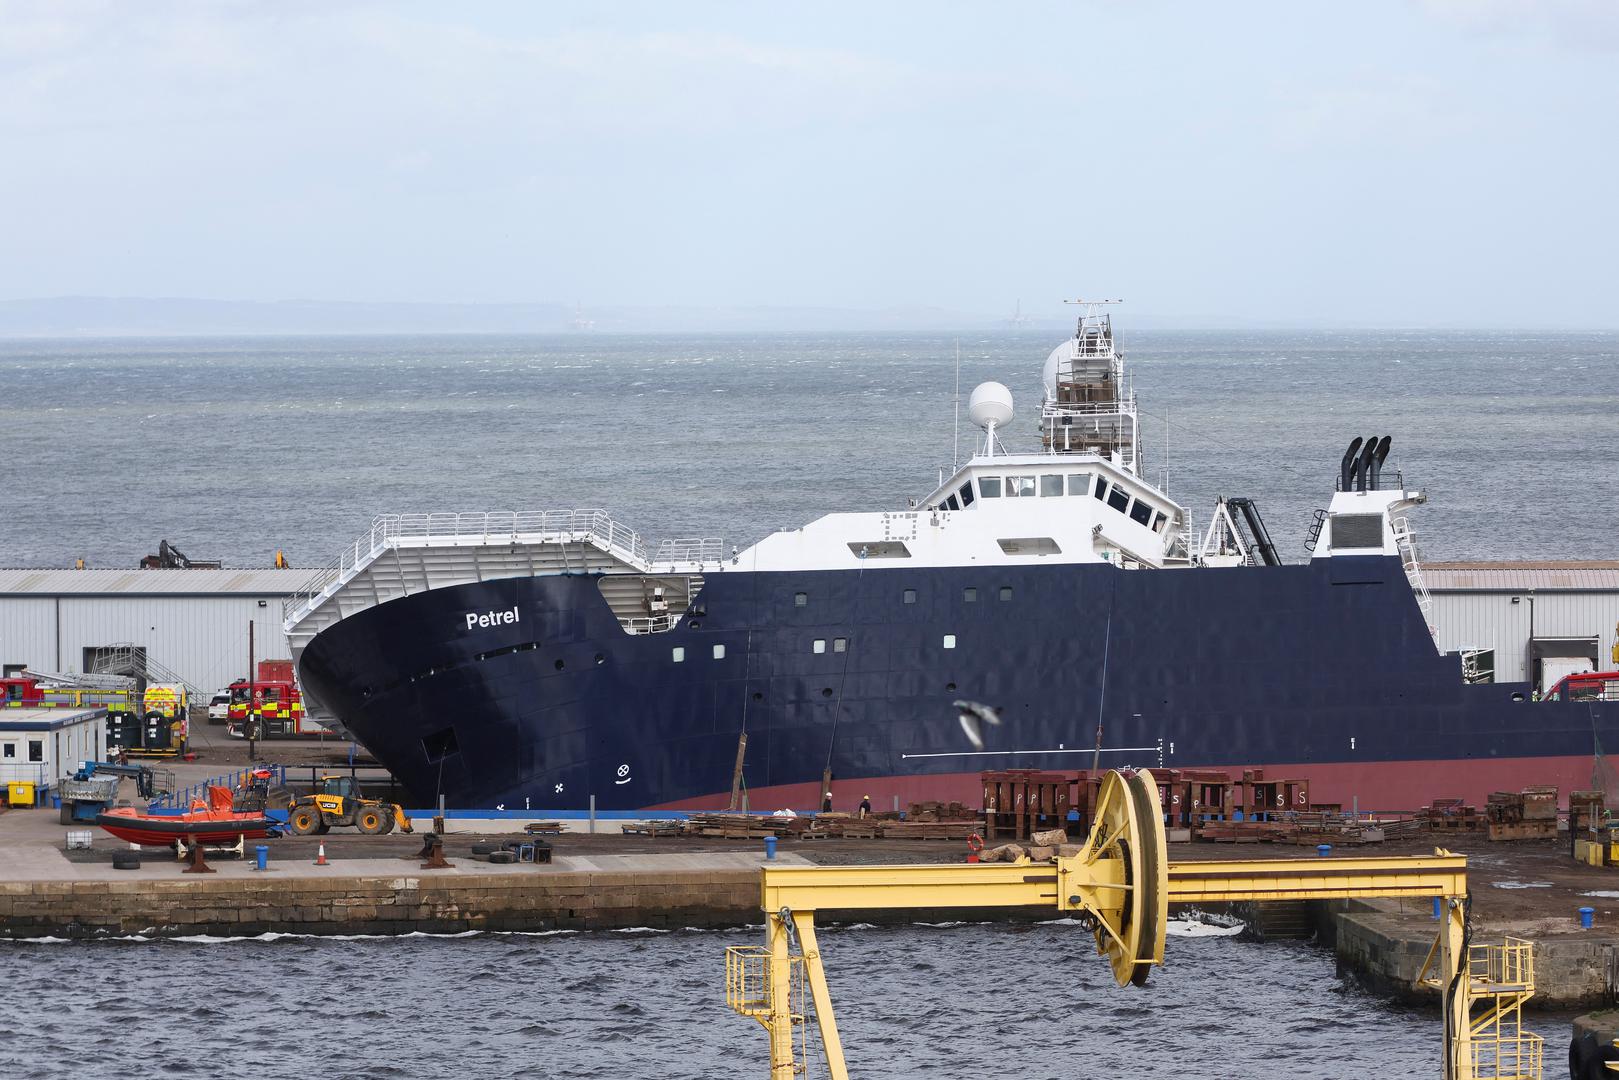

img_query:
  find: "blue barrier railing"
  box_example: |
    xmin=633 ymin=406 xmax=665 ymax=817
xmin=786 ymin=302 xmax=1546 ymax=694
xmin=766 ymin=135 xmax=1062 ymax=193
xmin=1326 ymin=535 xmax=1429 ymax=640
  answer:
xmin=150 ymin=765 xmax=286 ymax=811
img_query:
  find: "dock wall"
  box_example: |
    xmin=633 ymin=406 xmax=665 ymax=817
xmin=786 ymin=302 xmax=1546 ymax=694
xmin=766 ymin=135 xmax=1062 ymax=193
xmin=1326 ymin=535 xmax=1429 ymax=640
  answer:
xmin=0 ymin=869 xmax=763 ymax=939
xmin=1319 ymin=899 xmax=1619 ymax=1008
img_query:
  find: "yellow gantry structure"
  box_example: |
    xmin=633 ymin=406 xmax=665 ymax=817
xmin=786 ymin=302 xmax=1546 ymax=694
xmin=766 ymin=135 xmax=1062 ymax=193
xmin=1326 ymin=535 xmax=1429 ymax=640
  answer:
xmin=724 ymin=771 xmax=1543 ymax=1080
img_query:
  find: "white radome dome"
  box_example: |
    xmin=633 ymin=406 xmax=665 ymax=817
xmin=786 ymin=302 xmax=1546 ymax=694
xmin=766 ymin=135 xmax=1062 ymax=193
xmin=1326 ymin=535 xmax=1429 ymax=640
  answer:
xmin=967 ymin=381 xmax=1014 ymax=430
xmin=1041 ymin=340 xmax=1076 ymax=399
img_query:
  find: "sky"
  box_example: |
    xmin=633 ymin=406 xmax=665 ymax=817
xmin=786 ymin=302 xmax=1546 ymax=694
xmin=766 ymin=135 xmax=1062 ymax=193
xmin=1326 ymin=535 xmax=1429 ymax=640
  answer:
xmin=2 ymin=1 xmax=1617 ymax=327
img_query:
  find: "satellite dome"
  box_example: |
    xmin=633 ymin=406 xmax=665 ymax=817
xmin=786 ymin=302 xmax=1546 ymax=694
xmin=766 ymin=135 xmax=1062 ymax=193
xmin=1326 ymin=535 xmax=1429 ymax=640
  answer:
xmin=968 ymin=381 xmax=1014 ymax=430
xmin=1042 ymin=340 xmax=1076 ymax=399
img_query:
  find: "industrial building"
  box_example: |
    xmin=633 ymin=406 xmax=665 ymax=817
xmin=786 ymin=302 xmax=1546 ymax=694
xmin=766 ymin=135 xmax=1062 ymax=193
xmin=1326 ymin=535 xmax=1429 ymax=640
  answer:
xmin=1428 ymin=563 xmax=1619 ymax=689
xmin=0 ymin=706 xmax=106 ymax=806
xmin=0 ymin=569 xmax=302 ymax=697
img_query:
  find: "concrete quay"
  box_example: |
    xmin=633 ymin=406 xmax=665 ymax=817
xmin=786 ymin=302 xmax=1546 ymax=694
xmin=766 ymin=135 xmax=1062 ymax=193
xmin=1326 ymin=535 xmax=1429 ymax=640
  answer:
xmin=1319 ymin=897 xmax=1619 ymax=1008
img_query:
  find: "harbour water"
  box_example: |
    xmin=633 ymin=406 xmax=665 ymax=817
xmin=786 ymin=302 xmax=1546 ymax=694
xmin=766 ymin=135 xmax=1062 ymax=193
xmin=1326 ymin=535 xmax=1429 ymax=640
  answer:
xmin=0 ymin=921 xmax=1578 ymax=1079
xmin=2 ymin=329 xmax=1616 ymax=569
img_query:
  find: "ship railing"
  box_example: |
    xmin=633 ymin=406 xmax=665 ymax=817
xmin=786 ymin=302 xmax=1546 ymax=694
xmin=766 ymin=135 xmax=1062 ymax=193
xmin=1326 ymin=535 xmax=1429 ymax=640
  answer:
xmin=284 ymin=508 xmax=650 ymax=628
xmin=621 ymin=614 xmax=678 ymax=635
xmin=1334 ymin=471 xmax=1405 ymax=492
xmin=655 ymin=537 xmax=726 ymax=565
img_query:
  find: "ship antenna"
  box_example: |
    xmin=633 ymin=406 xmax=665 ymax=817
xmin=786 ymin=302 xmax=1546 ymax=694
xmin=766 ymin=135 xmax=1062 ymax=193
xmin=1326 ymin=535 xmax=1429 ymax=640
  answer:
xmin=951 ymin=339 xmax=962 ymax=471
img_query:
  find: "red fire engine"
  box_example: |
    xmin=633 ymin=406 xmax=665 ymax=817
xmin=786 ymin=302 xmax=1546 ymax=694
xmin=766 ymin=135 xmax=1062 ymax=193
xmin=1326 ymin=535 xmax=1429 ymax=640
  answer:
xmin=227 ymin=660 xmax=327 ymax=738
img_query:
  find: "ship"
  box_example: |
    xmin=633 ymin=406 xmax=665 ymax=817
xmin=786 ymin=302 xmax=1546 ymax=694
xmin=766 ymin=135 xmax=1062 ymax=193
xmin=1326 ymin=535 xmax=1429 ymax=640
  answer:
xmin=284 ymin=303 xmax=1619 ymax=813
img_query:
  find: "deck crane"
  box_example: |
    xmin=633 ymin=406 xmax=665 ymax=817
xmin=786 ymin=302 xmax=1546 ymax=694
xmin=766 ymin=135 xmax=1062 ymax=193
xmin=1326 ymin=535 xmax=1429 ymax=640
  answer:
xmin=725 ymin=770 xmax=1543 ymax=1080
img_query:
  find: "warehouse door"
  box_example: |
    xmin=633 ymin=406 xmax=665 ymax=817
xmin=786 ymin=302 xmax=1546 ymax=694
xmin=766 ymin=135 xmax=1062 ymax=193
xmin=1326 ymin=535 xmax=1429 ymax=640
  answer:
xmin=1529 ymin=637 xmax=1600 ymax=696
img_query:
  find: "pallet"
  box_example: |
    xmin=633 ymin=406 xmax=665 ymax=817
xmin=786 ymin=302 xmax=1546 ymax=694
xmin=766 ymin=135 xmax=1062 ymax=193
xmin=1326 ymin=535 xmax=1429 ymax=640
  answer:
xmin=619 ymin=821 xmax=682 ymax=838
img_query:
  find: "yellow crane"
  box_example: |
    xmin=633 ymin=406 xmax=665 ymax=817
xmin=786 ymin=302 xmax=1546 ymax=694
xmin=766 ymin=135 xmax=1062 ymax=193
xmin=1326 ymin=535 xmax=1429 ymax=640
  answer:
xmin=725 ymin=771 xmax=1542 ymax=1080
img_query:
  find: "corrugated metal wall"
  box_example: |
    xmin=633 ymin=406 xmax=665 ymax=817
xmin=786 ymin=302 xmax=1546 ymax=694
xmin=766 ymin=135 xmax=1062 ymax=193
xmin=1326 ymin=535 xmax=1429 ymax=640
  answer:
xmin=0 ymin=598 xmax=58 ymax=671
xmin=1432 ymin=591 xmax=1619 ymax=683
xmin=0 ymin=596 xmax=292 ymax=694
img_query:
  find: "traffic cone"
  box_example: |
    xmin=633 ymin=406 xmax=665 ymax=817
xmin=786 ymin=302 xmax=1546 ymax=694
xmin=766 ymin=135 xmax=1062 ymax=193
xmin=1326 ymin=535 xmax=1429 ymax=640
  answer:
xmin=315 ymin=842 xmax=327 ymax=866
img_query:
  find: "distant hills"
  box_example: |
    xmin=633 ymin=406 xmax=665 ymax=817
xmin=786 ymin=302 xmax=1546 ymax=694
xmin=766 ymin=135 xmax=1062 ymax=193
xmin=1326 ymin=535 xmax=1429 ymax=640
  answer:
xmin=5 ymin=296 xmax=1589 ymax=336
xmin=0 ymin=296 xmax=1052 ymax=336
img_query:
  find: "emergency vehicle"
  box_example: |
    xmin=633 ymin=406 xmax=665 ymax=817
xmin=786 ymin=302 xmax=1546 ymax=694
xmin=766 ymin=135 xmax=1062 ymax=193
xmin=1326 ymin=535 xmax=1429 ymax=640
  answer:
xmin=227 ymin=661 xmax=328 ymax=738
xmin=1544 ymin=671 xmax=1619 ymax=703
xmin=1 ymin=674 xmax=188 ymax=756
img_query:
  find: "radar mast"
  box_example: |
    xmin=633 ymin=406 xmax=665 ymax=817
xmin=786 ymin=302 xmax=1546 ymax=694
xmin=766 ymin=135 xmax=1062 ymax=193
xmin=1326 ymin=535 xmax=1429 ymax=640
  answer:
xmin=1040 ymin=298 xmax=1140 ymax=473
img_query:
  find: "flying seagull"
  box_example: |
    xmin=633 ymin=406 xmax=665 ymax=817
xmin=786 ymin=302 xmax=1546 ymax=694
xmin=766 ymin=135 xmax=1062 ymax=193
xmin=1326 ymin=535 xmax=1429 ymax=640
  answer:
xmin=952 ymin=699 xmax=1002 ymax=750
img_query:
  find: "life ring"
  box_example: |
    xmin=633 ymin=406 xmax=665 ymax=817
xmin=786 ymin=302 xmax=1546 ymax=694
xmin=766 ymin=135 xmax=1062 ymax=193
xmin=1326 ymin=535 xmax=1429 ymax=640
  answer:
xmin=966 ymin=833 xmax=983 ymax=853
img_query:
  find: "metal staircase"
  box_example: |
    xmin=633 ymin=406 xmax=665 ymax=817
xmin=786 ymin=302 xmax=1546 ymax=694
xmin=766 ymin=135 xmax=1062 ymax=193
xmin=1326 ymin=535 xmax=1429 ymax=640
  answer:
xmin=88 ymin=644 xmax=198 ymax=695
xmin=1422 ymin=937 xmax=1543 ymax=1079
xmin=1389 ymin=513 xmax=1438 ymax=647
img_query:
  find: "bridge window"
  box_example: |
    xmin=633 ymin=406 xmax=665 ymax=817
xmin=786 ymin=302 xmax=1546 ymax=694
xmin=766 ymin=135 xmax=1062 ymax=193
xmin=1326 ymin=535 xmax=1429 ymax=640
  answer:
xmin=959 ymin=483 xmax=975 ymax=507
xmin=1129 ymin=500 xmax=1153 ymax=526
xmin=1067 ymin=474 xmax=1089 ymax=496
xmin=979 ymin=476 xmax=1002 ymax=499
xmin=1005 ymin=475 xmax=1035 ymax=497
xmin=1093 ymin=477 xmax=1109 ymax=501
xmin=1040 ymin=475 xmax=1063 ymax=497
xmin=1151 ymin=511 xmax=1167 ymax=533
xmin=672 ymin=647 xmax=686 ymax=663
xmin=944 ymin=494 xmax=960 ymax=511
xmin=1107 ymin=487 xmax=1130 ymax=513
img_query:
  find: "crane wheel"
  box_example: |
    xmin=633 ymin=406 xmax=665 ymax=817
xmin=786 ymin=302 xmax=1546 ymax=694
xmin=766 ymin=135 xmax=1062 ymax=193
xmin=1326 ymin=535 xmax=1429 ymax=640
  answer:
xmin=288 ymin=806 xmax=321 ymax=836
xmin=379 ymin=811 xmax=396 ymax=835
xmin=356 ymin=807 xmax=387 ymax=835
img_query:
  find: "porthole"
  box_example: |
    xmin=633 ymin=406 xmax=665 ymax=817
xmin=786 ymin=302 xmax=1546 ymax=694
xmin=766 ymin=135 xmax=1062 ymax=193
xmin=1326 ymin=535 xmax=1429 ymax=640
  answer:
xmin=963 ymin=587 xmax=977 ymax=602
xmin=554 ymin=658 xmax=565 ymax=671
xmin=833 ymin=638 xmax=847 ymax=653
xmin=999 ymin=586 xmax=1013 ymax=602
xmin=794 ymin=592 xmax=808 ymax=607
xmin=713 ymin=644 xmax=726 ymax=660
xmin=902 ymin=589 xmax=917 ymax=605
xmin=943 ymin=634 xmax=957 ymax=649
xmin=813 ymin=639 xmax=827 ymax=654
xmin=594 ymin=654 xmax=605 ymax=665
xmin=946 ymin=682 xmax=957 ymax=692
xmin=752 ymin=692 xmax=764 ymax=702
xmin=821 ymin=688 xmax=834 ymax=698
xmin=672 ymin=647 xmax=686 ymax=663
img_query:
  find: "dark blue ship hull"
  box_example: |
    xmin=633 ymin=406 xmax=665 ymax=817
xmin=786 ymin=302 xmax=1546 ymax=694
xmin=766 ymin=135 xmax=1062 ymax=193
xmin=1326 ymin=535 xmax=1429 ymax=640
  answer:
xmin=296 ymin=556 xmax=1619 ymax=813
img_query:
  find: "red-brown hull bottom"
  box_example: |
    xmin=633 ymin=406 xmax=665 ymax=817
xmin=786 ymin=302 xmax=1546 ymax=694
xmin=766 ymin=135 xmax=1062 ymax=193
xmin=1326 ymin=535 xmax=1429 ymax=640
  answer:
xmin=648 ymin=754 xmax=1606 ymax=816
xmin=96 ymin=814 xmax=278 ymax=848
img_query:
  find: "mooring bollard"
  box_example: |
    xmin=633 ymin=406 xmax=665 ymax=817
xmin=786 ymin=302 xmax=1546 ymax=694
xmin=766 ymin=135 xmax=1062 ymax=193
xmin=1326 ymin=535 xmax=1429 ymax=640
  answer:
xmin=1580 ymin=906 xmax=1596 ymax=929
xmin=255 ymin=844 xmax=268 ymax=871
xmin=764 ymin=835 xmax=777 ymax=860
xmin=1316 ymin=844 xmax=1331 ymax=857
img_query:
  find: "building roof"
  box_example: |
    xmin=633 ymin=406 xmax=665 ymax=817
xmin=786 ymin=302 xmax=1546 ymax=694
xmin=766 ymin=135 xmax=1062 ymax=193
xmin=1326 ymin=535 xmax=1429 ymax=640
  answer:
xmin=0 ymin=707 xmax=106 ymax=730
xmin=0 ymin=568 xmax=312 ymax=596
xmin=1424 ymin=562 xmax=1619 ymax=591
